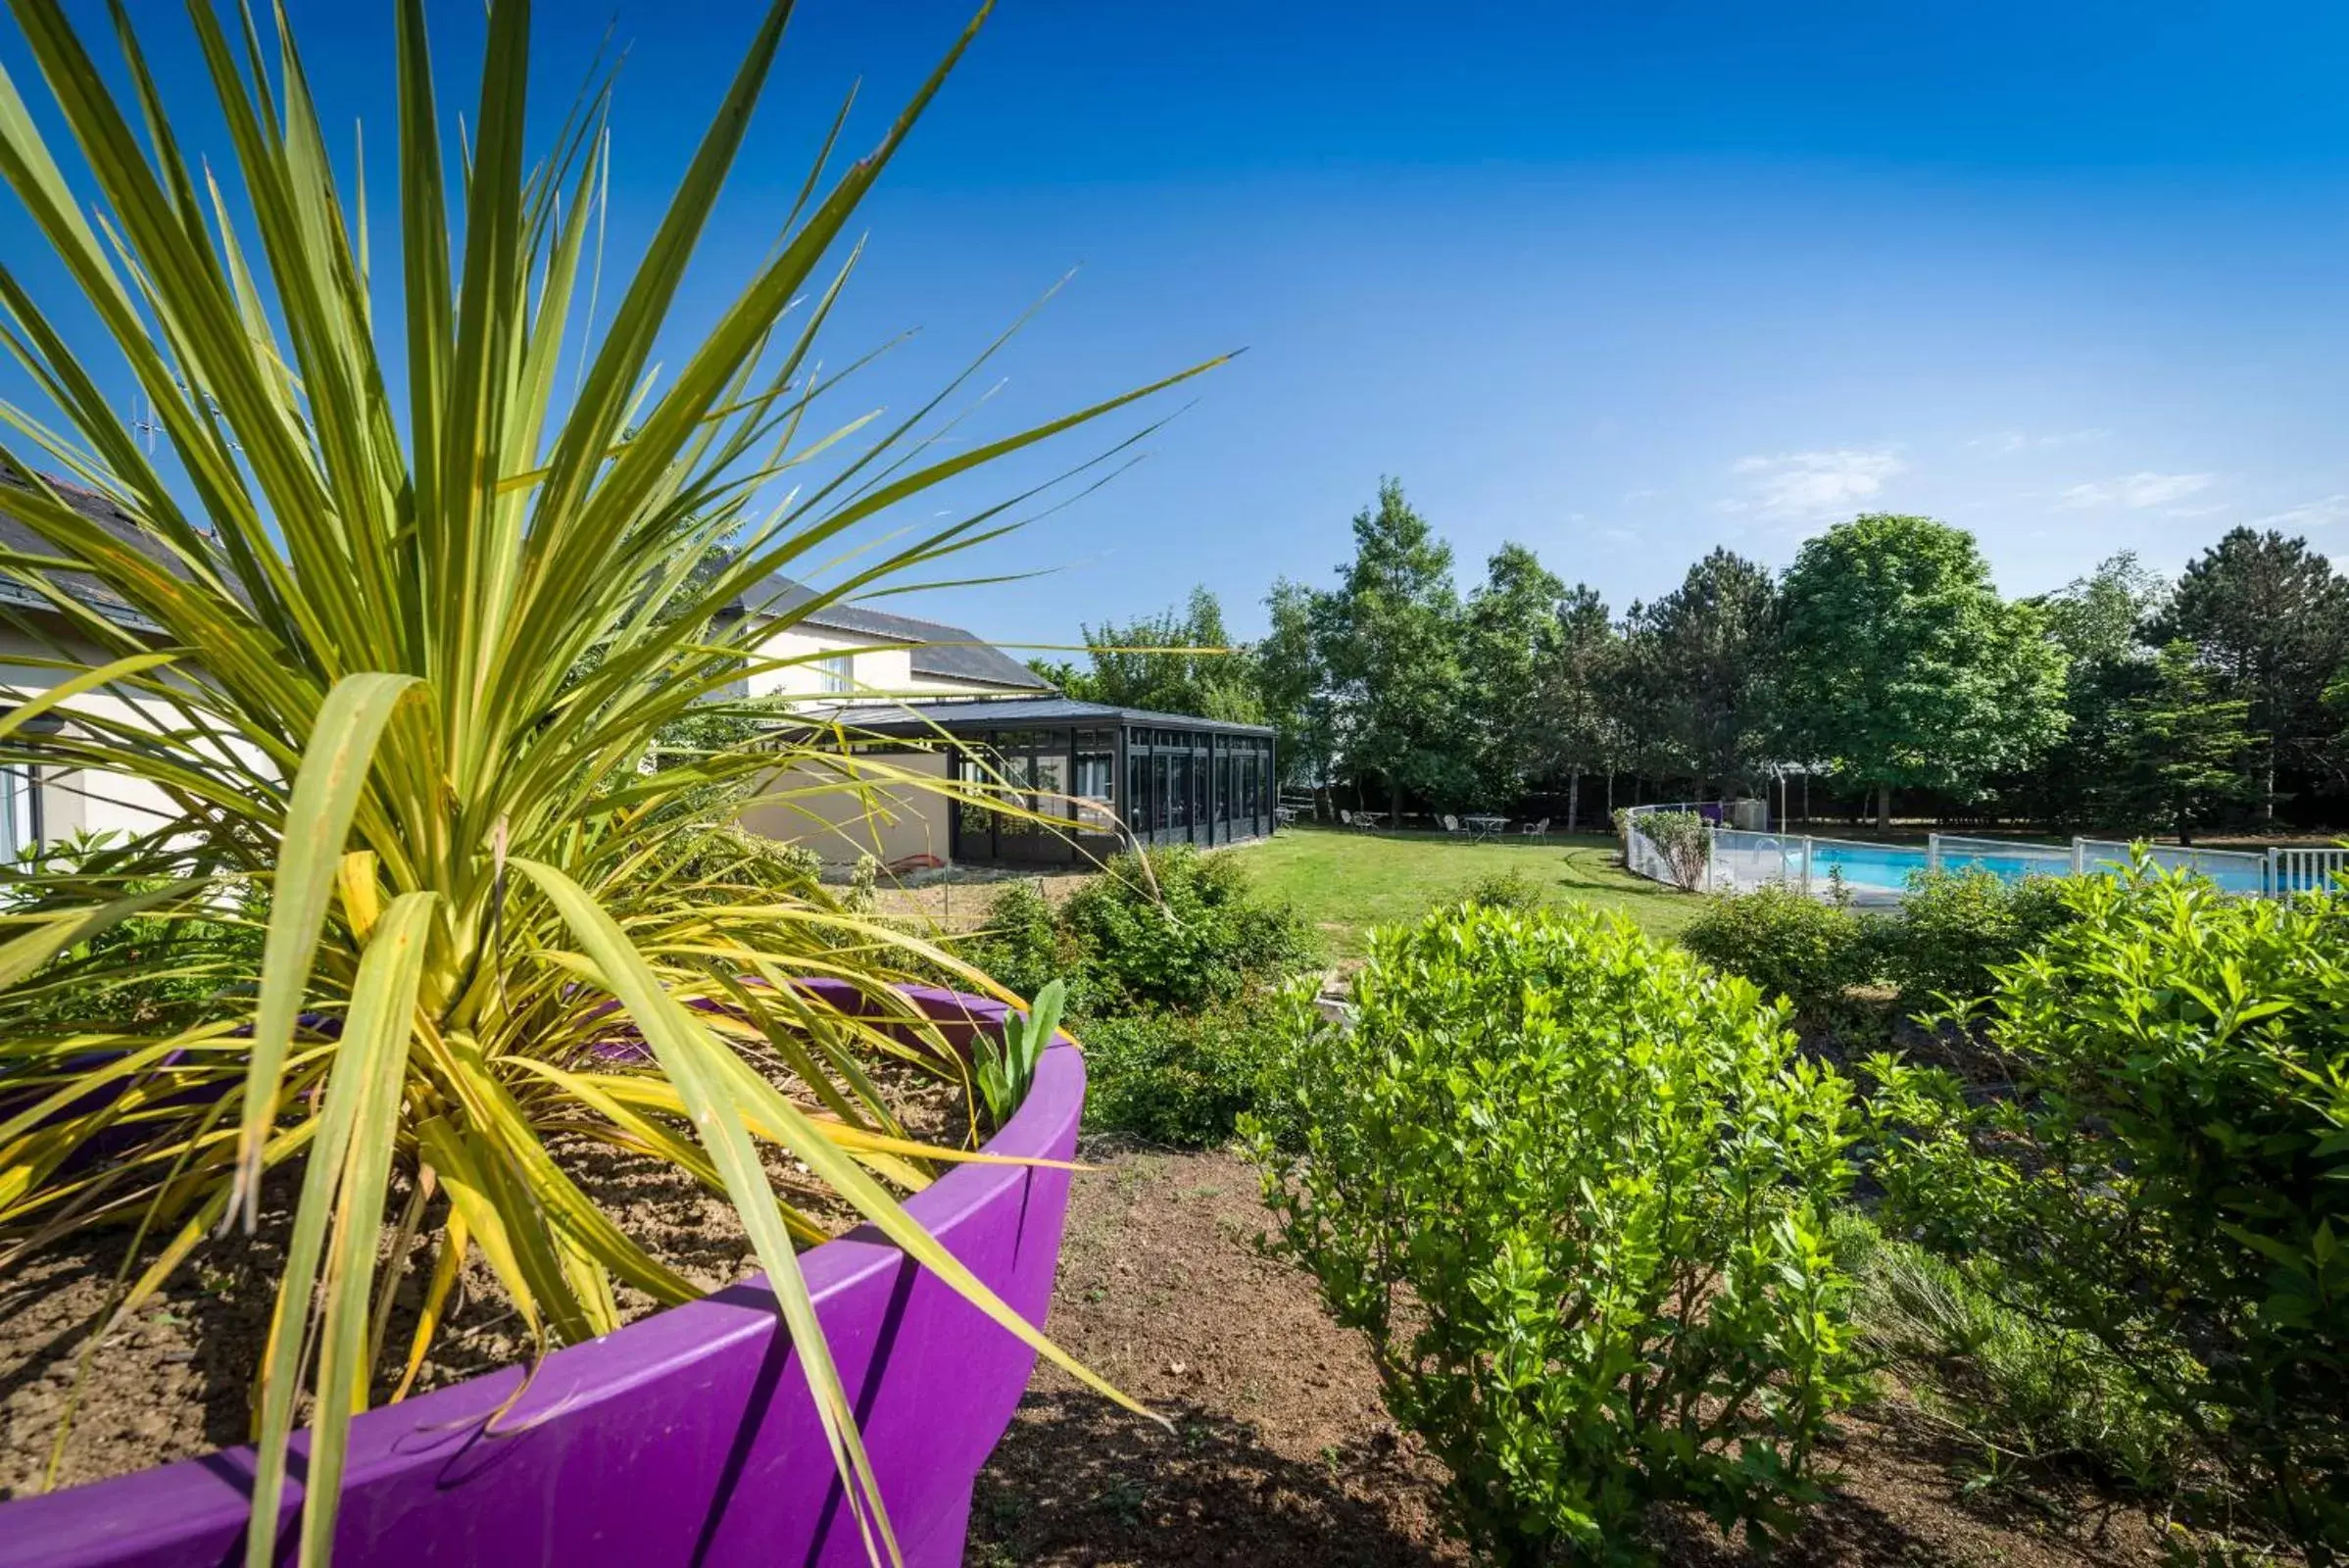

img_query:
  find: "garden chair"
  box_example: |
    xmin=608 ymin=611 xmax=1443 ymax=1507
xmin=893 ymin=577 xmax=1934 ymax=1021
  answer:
xmin=1441 ymin=814 xmax=1465 ymax=835
xmin=1519 ymin=816 xmax=1550 ymax=838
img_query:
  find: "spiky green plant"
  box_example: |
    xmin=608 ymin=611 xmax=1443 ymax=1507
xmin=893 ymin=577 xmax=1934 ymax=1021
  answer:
xmin=0 ymin=1 xmax=1211 ymax=1562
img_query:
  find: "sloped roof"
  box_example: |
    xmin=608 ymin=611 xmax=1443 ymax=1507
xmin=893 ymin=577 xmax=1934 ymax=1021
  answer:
xmin=725 ymin=572 xmax=1052 ymax=693
xmin=0 ymin=473 xmax=199 ymax=633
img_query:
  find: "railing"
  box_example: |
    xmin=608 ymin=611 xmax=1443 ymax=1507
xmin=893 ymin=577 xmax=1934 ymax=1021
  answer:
xmin=1621 ymin=808 xmax=2344 ymax=904
xmin=2270 ymin=846 xmax=2349 ymax=897
xmin=1620 ymin=802 xmax=1735 ymax=889
xmin=1928 ymin=833 xmax=2076 ymax=879
xmin=2075 ymin=839 xmax=2270 ymax=897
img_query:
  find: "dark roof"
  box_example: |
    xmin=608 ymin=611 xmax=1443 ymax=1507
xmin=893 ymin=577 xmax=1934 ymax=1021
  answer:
xmin=723 ymin=572 xmax=1052 ymax=693
xmin=0 ymin=474 xmax=197 ymax=634
xmin=802 ymin=696 xmax=1276 ymax=740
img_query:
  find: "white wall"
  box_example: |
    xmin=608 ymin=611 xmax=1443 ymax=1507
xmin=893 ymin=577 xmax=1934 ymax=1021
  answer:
xmin=741 ymin=618 xmax=1033 ymax=703
xmin=737 ymin=749 xmax=954 ymax=869
xmin=0 ymin=621 xmax=194 ymax=851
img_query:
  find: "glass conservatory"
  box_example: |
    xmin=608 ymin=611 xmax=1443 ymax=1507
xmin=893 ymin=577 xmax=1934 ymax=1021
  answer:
xmin=809 ymin=697 xmax=1278 ymax=868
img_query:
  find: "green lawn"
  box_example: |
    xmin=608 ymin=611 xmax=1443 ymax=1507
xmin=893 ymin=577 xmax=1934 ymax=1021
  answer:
xmin=1239 ymin=824 xmax=1700 ymax=956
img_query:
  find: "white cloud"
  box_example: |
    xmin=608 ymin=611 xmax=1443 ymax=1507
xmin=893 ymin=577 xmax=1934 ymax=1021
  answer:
xmin=1973 ymin=428 xmax=2107 ymax=454
xmin=2253 ymin=495 xmax=2349 ymax=531
xmin=2057 ymin=471 xmax=2215 ymax=511
xmin=1726 ymin=449 xmax=1904 ymax=519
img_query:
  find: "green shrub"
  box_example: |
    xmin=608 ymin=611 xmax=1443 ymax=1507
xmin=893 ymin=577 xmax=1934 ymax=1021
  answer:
xmin=1833 ymin=1212 xmax=2188 ymax=1494
xmin=1251 ymin=903 xmax=1862 ymax=1564
xmin=1884 ymin=866 xmax=2074 ymax=1007
xmin=1631 ymin=808 xmax=1711 ymax=890
xmin=0 ymin=831 xmax=265 ymax=1033
xmin=965 ymin=880 xmax=1080 ymax=1007
xmin=1680 ymin=884 xmax=1880 ymax=1015
xmin=1458 ymin=865 xmax=1546 ymax=913
xmin=1059 ymin=846 xmax=1316 ymax=1012
xmin=1867 ymin=869 xmax=2349 ymax=1551
xmin=1078 ymin=991 xmax=1300 ymax=1148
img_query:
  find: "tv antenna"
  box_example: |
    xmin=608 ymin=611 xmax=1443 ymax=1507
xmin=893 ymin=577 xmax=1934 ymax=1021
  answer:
xmin=128 ymin=390 xmax=160 ymax=455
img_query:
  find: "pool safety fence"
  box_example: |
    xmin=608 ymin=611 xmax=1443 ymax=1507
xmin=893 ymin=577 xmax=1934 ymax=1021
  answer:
xmin=1620 ymin=804 xmax=2346 ymax=902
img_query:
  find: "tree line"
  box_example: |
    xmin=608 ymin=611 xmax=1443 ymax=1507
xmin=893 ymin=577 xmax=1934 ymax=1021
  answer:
xmin=1033 ymin=478 xmax=2349 ymax=840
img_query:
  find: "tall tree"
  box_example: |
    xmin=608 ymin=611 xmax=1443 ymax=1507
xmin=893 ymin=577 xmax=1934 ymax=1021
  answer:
xmin=1777 ymin=514 xmax=2067 ymax=826
xmin=1546 ymin=584 xmax=1618 ymax=828
xmin=1072 ymin=586 xmax=1265 ymax=722
xmin=1463 ymin=543 xmax=1567 ymax=805
xmin=1316 ymin=478 xmax=1471 ymax=817
xmin=2117 ymin=641 xmax=2259 ymax=845
xmin=1256 ymin=576 xmax=1334 ymax=792
xmin=1634 ymin=547 xmax=1780 ymax=798
xmin=2026 ymin=553 xmax=2167 ymax=828
xmin=2150 ymin=528 xmax=2349 ymax=819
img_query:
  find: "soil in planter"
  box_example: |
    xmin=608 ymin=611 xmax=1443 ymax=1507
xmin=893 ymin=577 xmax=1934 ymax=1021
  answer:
xmin=0 ymin=1055 xmax=973 ymax=1501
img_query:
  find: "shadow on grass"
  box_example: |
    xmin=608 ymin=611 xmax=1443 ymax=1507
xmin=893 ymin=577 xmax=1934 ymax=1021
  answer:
xmin=969 ymin=1390 xmax=1453 ymax=1567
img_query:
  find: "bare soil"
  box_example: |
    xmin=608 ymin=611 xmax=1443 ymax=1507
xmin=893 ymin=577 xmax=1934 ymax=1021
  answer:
xmin=0 ymin=1057 xmax=970 ymax=1501
xmin=870 ymin=866 xmax=1098 ymax=935
xmin=970 ymin=1143 xmax=2189 ymax=1568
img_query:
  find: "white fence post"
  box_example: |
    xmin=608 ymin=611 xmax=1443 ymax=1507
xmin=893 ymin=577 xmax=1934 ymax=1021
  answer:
xmin=1926 ymin=833 xmax=1940 ymax=873
xmin=2269 ymin=847 xmax=2282 ymax=898
xmin=1801 ymin=837 xmax=1814 ymax=898
xmin=2073 ymin=838 xmax=2086 ymax=877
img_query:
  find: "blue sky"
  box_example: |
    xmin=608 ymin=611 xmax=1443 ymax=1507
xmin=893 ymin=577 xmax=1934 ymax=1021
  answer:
xmin=10 ymin=1 xmax=2349 ymax=648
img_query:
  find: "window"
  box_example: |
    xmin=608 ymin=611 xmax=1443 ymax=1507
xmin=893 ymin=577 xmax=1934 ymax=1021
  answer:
xmin=1074 ymin=728 xmax=1115 ymax=829
xmin=815 ymin=652 xmax=854 ymax=694
xmin=0 ymin=766 xmax=32 ymax=861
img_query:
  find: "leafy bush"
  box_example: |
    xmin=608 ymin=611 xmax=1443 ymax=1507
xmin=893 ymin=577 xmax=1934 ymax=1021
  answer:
xmin=1834 ymin=1213 xmax=2188 ymax=1494
xmin=0 ymin=831 xmax=266 ymax=1033
xmin=1079 ymin=991 xmax=1302 ymax=1148
xmin=1884 ymin=866 xmax=2074 ymax=1007
xmin=1252 ymin=903 xmax=1862 ymax=1563
xmin=1632 ymin=808 xmax=1712 ymax=890
xmin=1680 ymin=884 xmax=1880 ymax=1016
xmin=844 ymin=852 xmax=881 ymax=913
xmin=1867 ymin=868 xmax=2349 ymax=1551
xmin=1458 ymin=865 xmax=1546 ymax=913
xmin=965 ymin=880 xmax=1070 ymax=1004
xmin=1058 ymin=846 xmax=1317 ymax=1012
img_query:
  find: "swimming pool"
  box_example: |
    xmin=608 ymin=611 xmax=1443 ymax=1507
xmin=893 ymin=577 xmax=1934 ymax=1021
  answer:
xmin=1697 ymin=828 xmax=2273 ymax=899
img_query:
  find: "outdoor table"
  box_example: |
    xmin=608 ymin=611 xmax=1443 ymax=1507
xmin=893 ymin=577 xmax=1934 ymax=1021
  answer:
xmin=1464 ymin=813 xmax=1509 ymax=843
xmin=1354 ymin=810 xmax=1387 ymax=829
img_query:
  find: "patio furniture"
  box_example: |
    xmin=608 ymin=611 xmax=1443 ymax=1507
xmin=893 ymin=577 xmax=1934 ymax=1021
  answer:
xmin=1353 ymin=809 xmax=1387 ymax=830
xmin=1275 ymin=804 xmax=1300 ymax=829
xmin=1518 ymin=816 xmax=1550 ymax=838
xmin=1440 ymin=813 xmax=1466 ymax=836
xmin=1463 ymin=813 xmax=1509 ymax=843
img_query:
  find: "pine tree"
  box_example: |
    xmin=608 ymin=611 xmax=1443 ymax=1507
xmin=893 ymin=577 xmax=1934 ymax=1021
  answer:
xmin=2122 ymin=641 xmax=2259 ymax=845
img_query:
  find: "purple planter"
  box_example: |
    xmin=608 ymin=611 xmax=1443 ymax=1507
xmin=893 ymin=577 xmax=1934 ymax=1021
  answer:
xmin=0 ymin=982 xmax=1080 ymax=1568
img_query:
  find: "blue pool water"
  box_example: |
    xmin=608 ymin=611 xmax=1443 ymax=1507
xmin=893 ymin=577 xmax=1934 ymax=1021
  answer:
xmin=1807 ymin=841 xmax=2055 ymax=890
xmin=1783 ymin=838 xmax=2269 ymax=897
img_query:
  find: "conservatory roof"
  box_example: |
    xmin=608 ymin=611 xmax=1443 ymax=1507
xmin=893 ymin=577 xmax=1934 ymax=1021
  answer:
xmin=795 ymin=696 xmax=1276 ymax=740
